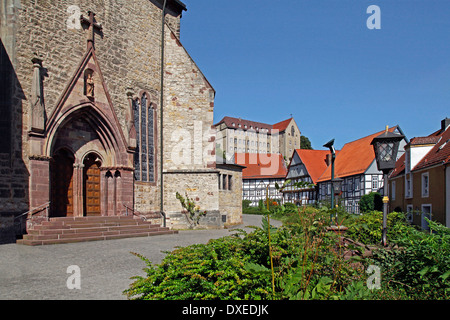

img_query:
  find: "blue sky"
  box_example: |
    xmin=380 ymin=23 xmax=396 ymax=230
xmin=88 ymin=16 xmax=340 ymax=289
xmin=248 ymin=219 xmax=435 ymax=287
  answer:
xmin=180 ymin=0 xmax=450 ymax=150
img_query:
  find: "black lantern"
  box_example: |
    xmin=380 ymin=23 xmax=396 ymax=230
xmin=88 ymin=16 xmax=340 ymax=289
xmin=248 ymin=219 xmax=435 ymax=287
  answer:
xmin=332 ymin=178 xmax=343 ymax=196
xmin=370 ymin=126 xmax=405 ymax=246
xmin=371 ymin=127 xmax=405 ymax=174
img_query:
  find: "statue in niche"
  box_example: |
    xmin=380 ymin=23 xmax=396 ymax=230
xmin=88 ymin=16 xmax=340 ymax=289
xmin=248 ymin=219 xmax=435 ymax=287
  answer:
xmin=84 ymin=69 xmax=94 ymax=98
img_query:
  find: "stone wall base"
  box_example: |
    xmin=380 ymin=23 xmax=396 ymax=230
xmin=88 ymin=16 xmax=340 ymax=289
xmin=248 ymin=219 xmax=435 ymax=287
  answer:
xmin=0 ymin=213 xmax=16 ymax=244
xmin=167 ymin=210 xmax=223 ymax=230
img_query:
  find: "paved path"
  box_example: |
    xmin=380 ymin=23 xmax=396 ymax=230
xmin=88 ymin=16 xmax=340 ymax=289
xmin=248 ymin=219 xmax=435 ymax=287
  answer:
xmin=0 ymin=214 xmax=281 ymax=300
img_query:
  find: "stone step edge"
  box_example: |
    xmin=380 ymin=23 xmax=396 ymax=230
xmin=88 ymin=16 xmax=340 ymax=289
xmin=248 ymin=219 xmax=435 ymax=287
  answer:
xmin=17 ymin=230 xmax=178 ymax=246
xmin=35 ymin=220 xmax=152 ymax=229
xmin=24 ymin=226 xmax=171 ymax=240
xmin=28 ymin=224 xmax=161 ymax=236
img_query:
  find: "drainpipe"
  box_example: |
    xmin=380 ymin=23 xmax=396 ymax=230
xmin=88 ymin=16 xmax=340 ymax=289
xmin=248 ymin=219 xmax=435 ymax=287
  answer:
xmin=160 ymin=0 xmax=167 ymax=227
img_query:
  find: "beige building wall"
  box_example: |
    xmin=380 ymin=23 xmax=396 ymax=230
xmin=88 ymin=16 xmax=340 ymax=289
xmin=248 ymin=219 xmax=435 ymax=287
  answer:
xmin=217 ymin=164 xmax=244 ymax=226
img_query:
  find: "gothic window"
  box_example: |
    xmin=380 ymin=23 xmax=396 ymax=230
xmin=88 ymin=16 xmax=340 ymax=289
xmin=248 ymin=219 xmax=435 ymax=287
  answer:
xmin=133 ymin=93 xmax=156 ymax=182
xmin=291 ymin=126 xmax=295 ymax=136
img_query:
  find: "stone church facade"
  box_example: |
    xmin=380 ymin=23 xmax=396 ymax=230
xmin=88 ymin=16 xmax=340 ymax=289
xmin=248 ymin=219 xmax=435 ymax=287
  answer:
xmin=1 ymin=0 xmax=239 ymax=241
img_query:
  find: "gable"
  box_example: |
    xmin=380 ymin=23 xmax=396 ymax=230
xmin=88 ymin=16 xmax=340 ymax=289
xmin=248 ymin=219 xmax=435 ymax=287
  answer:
xmin=44 ymin=45 xmax=130 ymax=159
xmin=414 ymin=126 xmax=450 ymax=170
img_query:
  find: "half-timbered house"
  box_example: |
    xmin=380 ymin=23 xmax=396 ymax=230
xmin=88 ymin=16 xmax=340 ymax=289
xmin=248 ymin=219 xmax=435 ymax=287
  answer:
xmin=283 ymin=149 xmax=331 ymax=206
xmin=317 ymin=126 xmax=408 ymax=214
xmin=234 ymin=153 xmax=287 ymax=206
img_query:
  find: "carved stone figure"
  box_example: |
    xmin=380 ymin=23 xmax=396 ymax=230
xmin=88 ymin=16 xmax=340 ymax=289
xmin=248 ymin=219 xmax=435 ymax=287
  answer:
xmin=85 ymin=72 xmax=94 ymax=97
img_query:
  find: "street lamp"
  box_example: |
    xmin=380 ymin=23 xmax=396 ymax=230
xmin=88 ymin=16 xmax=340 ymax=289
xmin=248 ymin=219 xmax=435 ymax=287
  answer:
xmin=323 ymin=139 xmax=337 ymax=224
xmin=371 ymin=126 xmax=405 ymax=247
xmin=332 ymin=178 xmax=343 ymax=197
xmin=331 ymin=177 xmax=343 ymax=224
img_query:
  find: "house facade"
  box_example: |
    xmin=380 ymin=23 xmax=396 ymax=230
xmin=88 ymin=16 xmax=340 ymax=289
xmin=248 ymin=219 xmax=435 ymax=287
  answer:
xmin=283 ymin=149 xmax=330 ymax=206
xmin=389 ymin=118 xmax=450 ymax=228
xmin=234 ymin=153 xmax=287 ymax=207
xmin=214 ymin=116 xmax=301 ymax=161
xmin=317 ymin=126 xmax=408 ymax=214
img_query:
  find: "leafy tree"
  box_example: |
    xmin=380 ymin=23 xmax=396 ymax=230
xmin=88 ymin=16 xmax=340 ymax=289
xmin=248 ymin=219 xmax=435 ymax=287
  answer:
xmin=300 ymin=136 xmax=313 ymax=149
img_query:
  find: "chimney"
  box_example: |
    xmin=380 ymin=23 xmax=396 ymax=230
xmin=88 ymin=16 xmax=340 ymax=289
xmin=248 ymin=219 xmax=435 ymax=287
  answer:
xmin=441 ymin=118 xmax=450 ymax=131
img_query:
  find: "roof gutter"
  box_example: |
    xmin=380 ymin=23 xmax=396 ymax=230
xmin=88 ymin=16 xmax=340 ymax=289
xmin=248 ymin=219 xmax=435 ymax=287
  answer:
xmin=160 ymin=0 xmax=167 ymax=227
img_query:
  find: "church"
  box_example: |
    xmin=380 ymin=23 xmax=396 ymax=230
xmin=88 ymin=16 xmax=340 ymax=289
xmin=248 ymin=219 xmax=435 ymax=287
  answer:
xmin=0 ymin=0 xmax=242 ymax=244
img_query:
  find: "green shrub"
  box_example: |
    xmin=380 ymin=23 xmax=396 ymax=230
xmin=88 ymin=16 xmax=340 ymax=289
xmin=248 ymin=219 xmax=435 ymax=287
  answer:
xmin=124 ymin=233 xmax=272 ymax=300
xmin=242 ymin=200 xmax=252 ymax=209
xmin=371 ymin=219 xmax=450 ymax=299
xmin=345 ymin=210 xmax=406 ymax=245
xmin=359 ymin=192 xmax=383 ymax=213
xmin=125 ymin=208 xmax=448 ymax=300
xmin=125 ymin=209 xmax=367 ymax=300
xmin=243 ymin=206 xmax=267 ymax=215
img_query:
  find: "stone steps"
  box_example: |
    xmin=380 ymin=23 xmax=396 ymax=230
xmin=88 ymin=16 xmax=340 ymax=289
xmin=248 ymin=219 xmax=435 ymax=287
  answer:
xmin=17 ymin=216 xmax=177 ymax=246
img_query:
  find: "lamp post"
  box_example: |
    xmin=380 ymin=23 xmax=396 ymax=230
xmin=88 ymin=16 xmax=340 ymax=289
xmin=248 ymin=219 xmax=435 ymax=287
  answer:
xmin=323 ymin=139 xmax=336 ymax=205
xmin=323 ymin=139 xmax=337 ymax=224
xmin=371 ymin=126 xmax=405 ymax=247
xmin=331 ymin=177 xmax=343 ymax=224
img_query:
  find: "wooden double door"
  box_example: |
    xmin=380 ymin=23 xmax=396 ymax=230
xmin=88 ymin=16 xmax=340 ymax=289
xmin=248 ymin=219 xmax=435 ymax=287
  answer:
xmin=83 ymin=154 xmax=101 ymax=216
xmin=51 ymin=151 xmax=101 ymax=217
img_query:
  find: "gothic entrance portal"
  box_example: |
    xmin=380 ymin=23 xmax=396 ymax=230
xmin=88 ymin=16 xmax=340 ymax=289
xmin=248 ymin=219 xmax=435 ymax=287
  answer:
xmin=50 ymin=149 xmax=74 ymax=217
xmin=83 ymin=153 xmax=101 ymax=216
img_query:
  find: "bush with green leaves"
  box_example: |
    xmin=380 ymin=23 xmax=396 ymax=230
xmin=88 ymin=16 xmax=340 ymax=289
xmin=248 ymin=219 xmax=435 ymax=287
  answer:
xmin=371 ymin=219 xmax=450 ymax=299
xmin=124 ymin=205 xmax=449 ymax=300
xmin=359 ymin=192 xmax=383 ymax=213
xmin=124 ymin=231 xmax=272 ymax=300
xmin=345 ymin=210 xmax=407 ymax=245
xmin=125 ymin=208 xmax=372 ymax=300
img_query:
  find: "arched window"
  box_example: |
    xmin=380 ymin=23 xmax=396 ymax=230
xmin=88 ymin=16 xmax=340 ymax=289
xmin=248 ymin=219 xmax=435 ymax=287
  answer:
xmin=133 ymin=93 xmax=156 ymax=182
xmin=291 ymin=126 xmax=295 ymax=136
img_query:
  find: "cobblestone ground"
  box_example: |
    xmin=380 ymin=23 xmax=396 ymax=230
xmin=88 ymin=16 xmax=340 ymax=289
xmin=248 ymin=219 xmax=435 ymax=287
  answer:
xmin=0 ymin=215 xmax=281 ymax=300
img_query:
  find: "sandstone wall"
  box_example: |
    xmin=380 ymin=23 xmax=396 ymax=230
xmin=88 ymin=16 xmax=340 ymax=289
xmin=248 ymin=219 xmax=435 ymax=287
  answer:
xmin=1 ymin=0 xmax=225 ymax=229
xmin=217 ymin=165 xmax=243 ymax=227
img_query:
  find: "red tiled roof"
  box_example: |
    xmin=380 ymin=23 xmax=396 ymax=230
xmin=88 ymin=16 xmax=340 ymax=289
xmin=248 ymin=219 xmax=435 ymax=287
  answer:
xmin=317 ymin=126 xmax=398 ymax=182
xmin=410 ymin=135 xmax=440 ymax=145
xmin=214 ymin=116 xmax=295 ymax=134
xmin=294 ymin=149 xmax=331 ymax=184
xmin=214 ymin=116 xmax=272 ymax=132
xmin=414 ymin=126 xmax=450 ymax=170
xmin=272 ymin=118 xmax=292 ymax=133
xmin=390 ymin=153 xmax=406 ymax=178
xmin=234 ymin=153 xmax=287 ymax=179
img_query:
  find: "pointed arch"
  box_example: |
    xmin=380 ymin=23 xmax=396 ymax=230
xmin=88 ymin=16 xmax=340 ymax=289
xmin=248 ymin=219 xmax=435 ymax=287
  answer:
xmin=45 ymin=102 xmax=128 ymax=168
xmin=133 ymin=91 xmax=157 ymax=184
